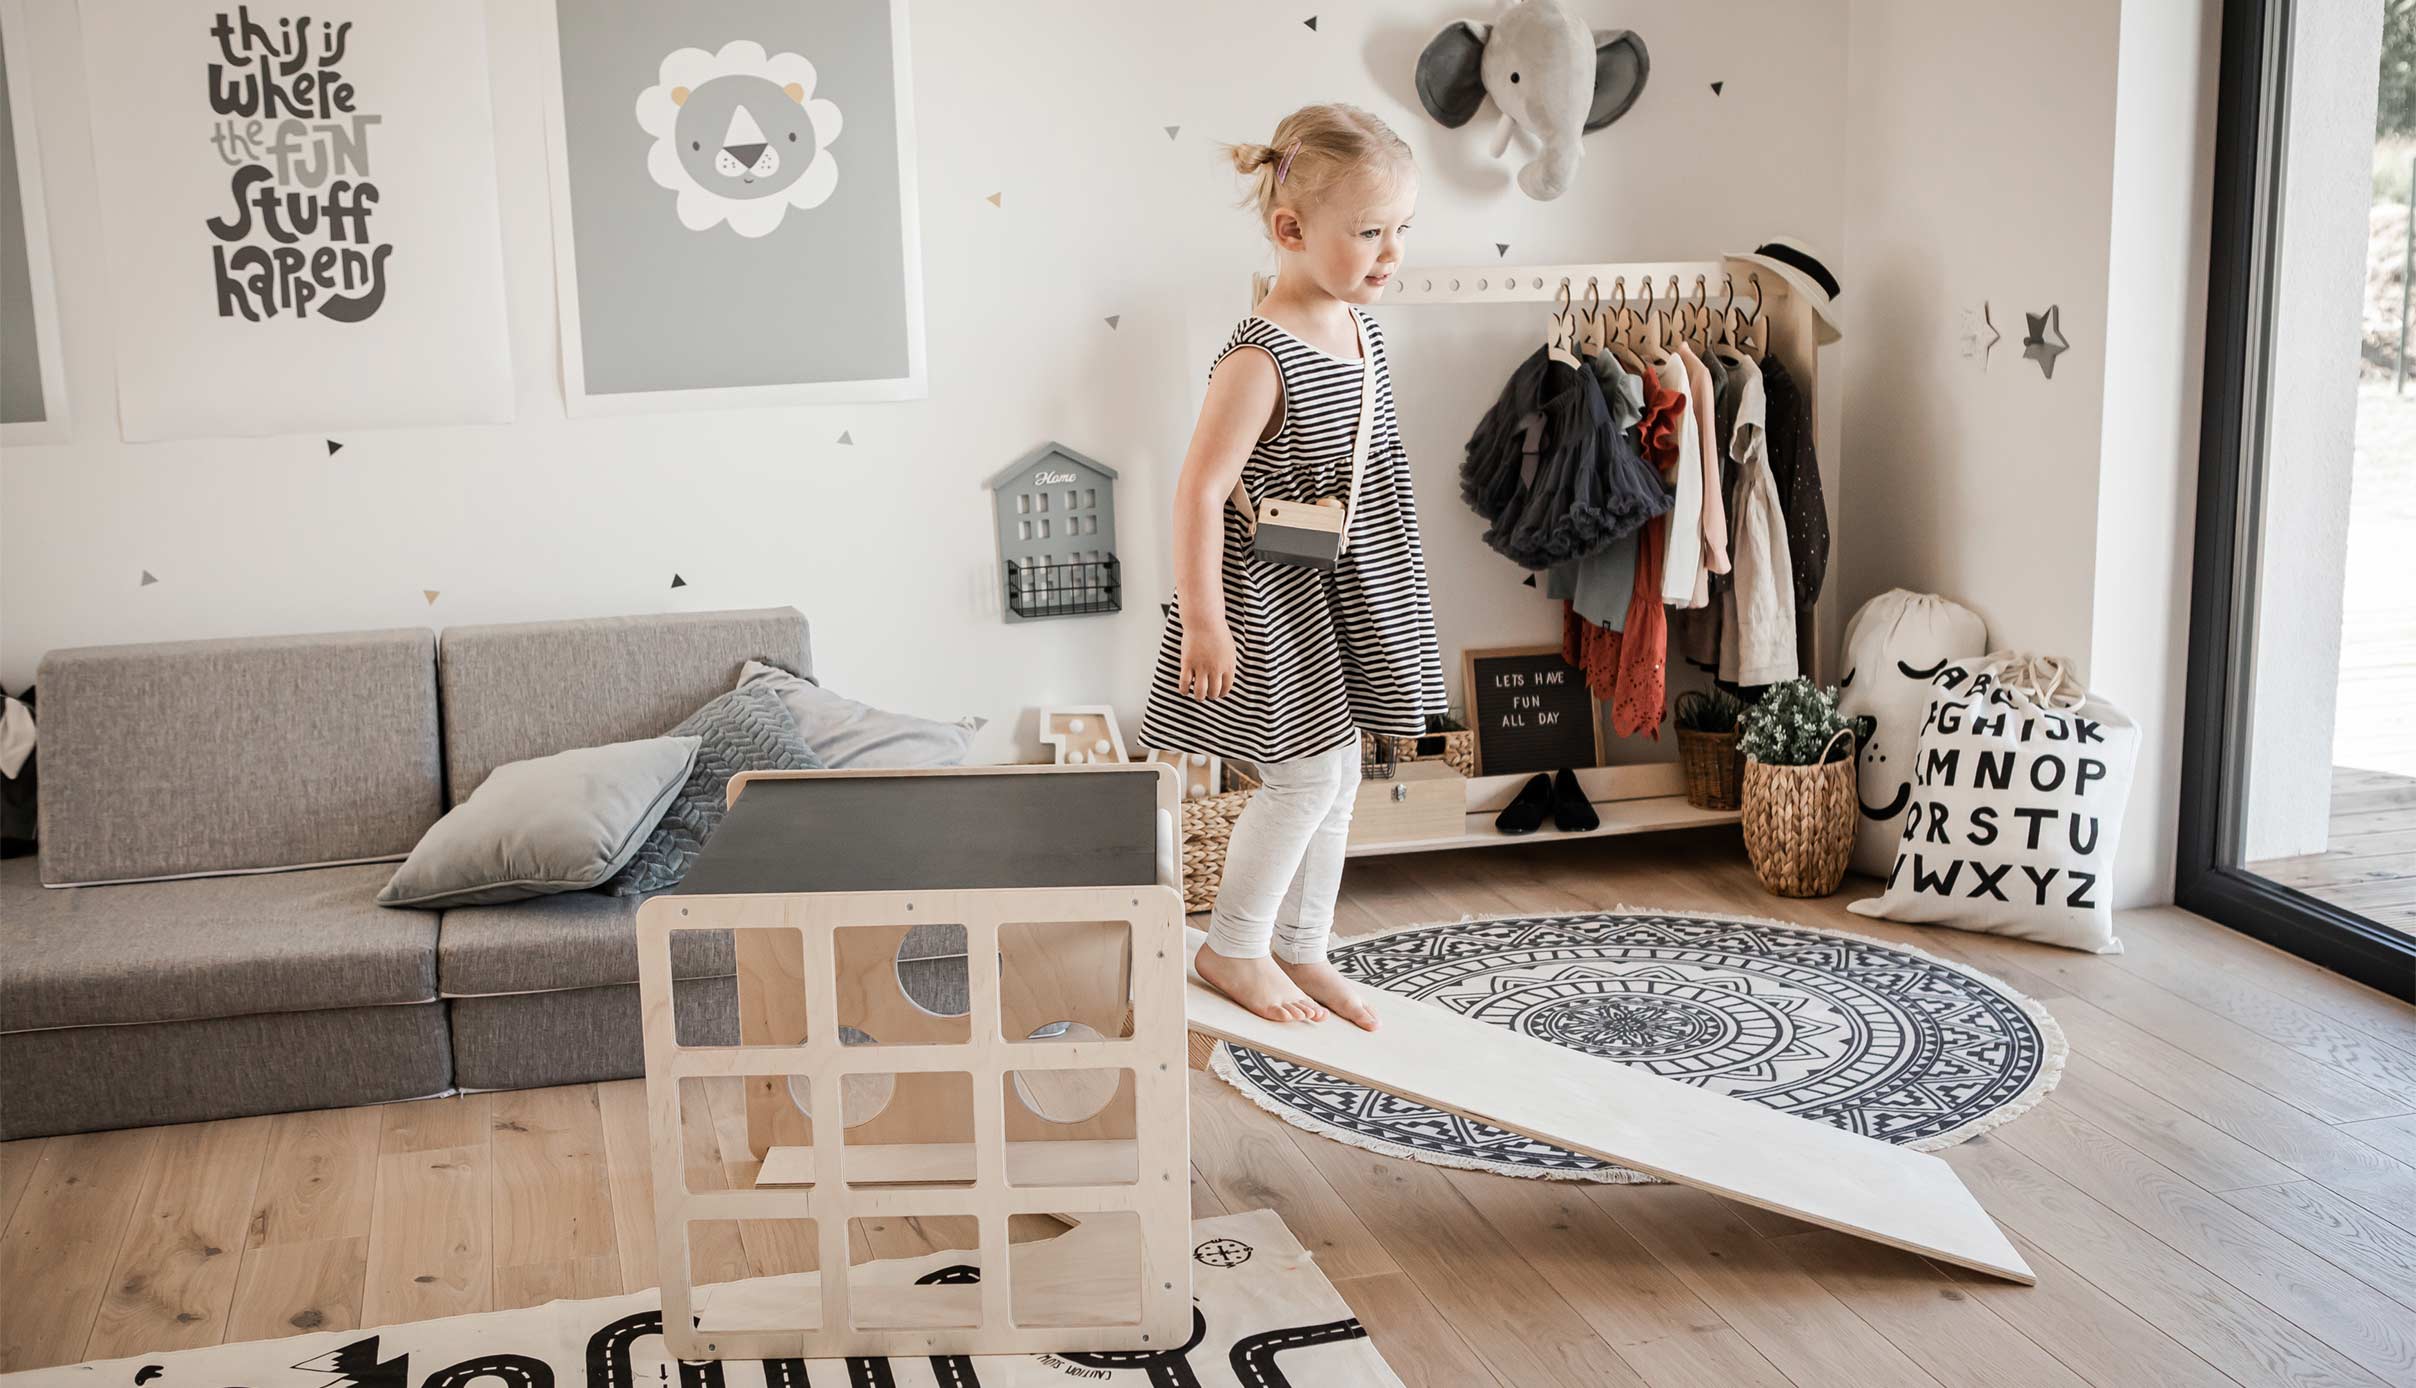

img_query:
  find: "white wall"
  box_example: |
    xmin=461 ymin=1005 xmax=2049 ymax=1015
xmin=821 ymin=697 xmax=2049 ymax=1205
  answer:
xmin=1839 ymin=0 xmax=2222 ymax=907
xmin=1 ymin=0 xmax=1849 ymax=766
xmin=2241 ymin=0 xmax=2387 ymax=861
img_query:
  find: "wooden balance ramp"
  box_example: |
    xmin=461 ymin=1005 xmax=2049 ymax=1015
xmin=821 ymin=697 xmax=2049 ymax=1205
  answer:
xmin=1182 ymin=927 xmax=2035 ymax=1285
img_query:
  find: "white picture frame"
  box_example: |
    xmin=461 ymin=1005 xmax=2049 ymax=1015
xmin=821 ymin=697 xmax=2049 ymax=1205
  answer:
xmin=538 ymin=0 xmax=927 ymax=415
xmin=0 ymin=0 xmax=70 ymax=445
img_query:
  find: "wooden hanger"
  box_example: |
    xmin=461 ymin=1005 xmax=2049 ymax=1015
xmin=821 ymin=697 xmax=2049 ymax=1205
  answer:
xmin=1726 ymin=272 xmax=1769 ymax=361
xmin=1546 ymin=280 xmax=1583 ymax=369
xmin=1577 ymin=278 xmax=1609 ymax=358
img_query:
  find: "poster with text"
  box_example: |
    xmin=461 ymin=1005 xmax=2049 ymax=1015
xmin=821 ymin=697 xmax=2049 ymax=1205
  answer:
xmin=77 ymin=0 xmax=514 ymax=441
xmin=542 ymin=0 xmax=927 ymax=412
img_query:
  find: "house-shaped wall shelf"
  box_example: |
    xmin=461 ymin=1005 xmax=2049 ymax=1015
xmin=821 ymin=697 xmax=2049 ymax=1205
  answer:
xmin=989 ymin=442 xmax=1120 ymax=622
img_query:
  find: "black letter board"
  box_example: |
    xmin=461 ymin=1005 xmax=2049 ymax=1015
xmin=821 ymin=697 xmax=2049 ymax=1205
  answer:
xmin=1463 ymin=645 xmax=1603 ymax=777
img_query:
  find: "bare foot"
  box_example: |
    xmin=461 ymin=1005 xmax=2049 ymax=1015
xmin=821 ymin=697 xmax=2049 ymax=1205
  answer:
xmin=1278 ymin=958 xmax=1380 ymax=1031
xmin=1194 ymin=942 xmax=1327 ymax=1023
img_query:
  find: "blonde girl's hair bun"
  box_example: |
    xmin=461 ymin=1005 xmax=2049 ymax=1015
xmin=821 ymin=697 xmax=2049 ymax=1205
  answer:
xmin=1217 ymin=103 xmax=1412 ymax=235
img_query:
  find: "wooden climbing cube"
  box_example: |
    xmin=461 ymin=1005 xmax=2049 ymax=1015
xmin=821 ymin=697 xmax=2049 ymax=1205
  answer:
xmin=635 ymin=763 xmax=1192 ymax=1359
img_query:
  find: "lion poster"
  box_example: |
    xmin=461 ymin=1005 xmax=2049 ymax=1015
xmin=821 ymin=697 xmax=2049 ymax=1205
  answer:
xmin=542 ymin=0 xmax=926 ymax=411
xmin=74 ymin=0 xmax=514 ymax=441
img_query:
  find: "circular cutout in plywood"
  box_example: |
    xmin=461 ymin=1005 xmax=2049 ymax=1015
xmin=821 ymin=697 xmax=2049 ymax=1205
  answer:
xmin=894 ymin=922 xmax=970 ymax=1018
xmin=1011 ymin=1022 xmax=1119 ymax=1123
xmin=786 ymin=1026 xmax=894 ymax=1127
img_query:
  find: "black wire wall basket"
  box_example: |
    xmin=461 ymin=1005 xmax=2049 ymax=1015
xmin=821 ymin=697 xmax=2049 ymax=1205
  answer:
xmin=1006 ymin=556 xmax=1122 ymax=620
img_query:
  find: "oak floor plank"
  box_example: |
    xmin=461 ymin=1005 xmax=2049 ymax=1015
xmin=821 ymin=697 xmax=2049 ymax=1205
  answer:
xmin=1189 ymin=1163 xmax=1229 ymax=1219
xmin=1939 ymin=1134 xmax=2388 ymax=1387
xmin=492 ymin=1254 xmax=623 ymax=1312
xmin=1587 ymin=1182 xmax=1942 ymax=1388
xmin=2343 ymin=1113 xmax=2416 ymax=1168
xmin=2047 ymin=1053 xmax=2300 ymax=1192
xmin=1294 ymin=1136 xmax=1651 ymax=1388
xmin=86 ymin=1116 xmax=275 ymax=1361
xmin=0 ymin=1128 xmax=160 ymax=1373
xmin=225 ymin=1235 xmax=367 ymax=1344
xmin=595 ymin=1078 xmax=661 ymax=1295
xmin=362 ymin=1142 xmax=491 ymax=1327
xmin=1183 ymin=1067 xmax=1399 ymax=1282
xmin=2041 ymin=994 xmax=2416 ymax=1233
xmin=246 ymin=1106 xmax=380 ymax=1251
xmin=2114 ymin=907 xmax=2416 ymax=1054
xmin=1986 ymin=1099 xmax=2416 ymax=1383
xmin=1331 ymin=1270 xmax=1507 ymax=1388
xmin=375 ymin=1092 xmax=491 ymax=1155
xmin=489 ymin=1084 xmax=619 ymax=1276
xmin=2216 ymin=1180 xmax=2416 ymax=1312
xmin=1442 ymin=1169 xmax=1794 ymax=1388
xmin=1916 ymin=926 xmax=2411 ymax=1124
xmin=0 ymin=1136 xmax=48 ymax=1235
xmin=1762 ymin=1228 xmax=2090 ymax=1388
xmin=1926 ymin=1227 xmax=2242 ymax=1388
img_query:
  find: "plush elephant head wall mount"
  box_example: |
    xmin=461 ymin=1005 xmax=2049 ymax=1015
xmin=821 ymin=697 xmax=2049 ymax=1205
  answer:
xmin=1416 ymin=1 xmax=1650 ymax=201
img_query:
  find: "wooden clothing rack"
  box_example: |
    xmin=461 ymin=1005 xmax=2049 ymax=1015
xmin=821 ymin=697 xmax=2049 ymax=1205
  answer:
xmin=1245 ymin=257 xmax=1829 ymax=856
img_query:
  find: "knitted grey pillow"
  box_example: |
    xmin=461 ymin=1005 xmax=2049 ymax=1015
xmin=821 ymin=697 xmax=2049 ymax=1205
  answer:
xmin=604 ymin=683 xmax=823 ymax=895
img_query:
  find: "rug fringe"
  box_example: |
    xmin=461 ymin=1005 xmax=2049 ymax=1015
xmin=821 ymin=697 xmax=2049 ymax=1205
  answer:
xmin=1210 ymin=903 xmax=2070 ymax=1181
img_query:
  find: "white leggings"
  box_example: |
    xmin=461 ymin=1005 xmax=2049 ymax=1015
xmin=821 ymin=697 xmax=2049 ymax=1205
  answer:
xmin=1204 ymin=738 xmax=1360 ymax=964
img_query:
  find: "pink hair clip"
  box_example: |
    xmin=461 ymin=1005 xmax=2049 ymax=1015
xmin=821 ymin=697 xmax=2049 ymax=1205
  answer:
xmin=1275 ymin=139 xmax=1303 ymax=184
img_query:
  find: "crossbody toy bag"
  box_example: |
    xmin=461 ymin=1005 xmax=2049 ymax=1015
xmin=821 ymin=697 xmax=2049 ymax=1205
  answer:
xmin=1227 ymin=308 xmax=1377 ymax=572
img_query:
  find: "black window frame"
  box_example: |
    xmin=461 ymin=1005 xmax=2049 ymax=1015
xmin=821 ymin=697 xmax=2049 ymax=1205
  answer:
xmin=2176 ymin=0 xmax=2416 ymax=1001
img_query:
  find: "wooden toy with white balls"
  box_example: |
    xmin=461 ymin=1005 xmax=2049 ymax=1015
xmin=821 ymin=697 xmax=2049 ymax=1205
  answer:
xmin=1037 ymin=704 xmax=1129 ymax=766
xmin=1145 ymin=746 xmax=1223 ymax=799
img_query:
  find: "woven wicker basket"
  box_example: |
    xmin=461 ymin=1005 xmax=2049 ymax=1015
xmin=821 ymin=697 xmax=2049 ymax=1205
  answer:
xmin=1360 ymin=724 xmax=1477 ymax=779
xmin=1178 ymin=760 xmax=1263 ymax=914
xmin=1678 ymin=728 xmax=1744 ymax=810
xmin=1740 ymin=730 xmax=1857 ymax=897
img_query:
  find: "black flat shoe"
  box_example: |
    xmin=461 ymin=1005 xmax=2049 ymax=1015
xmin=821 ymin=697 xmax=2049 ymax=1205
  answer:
xmin=1495 ymin=773 xmax=1553 ymax=834
xmin=1551 ymin=767 xmax=1599 ymax=832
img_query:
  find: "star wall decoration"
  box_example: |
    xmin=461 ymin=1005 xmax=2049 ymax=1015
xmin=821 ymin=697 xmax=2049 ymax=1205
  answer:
xmin=1957 ymin=302 xmax=2002 ymax=366
xmin=2022 ymin=304 xmax=2068 ymax=380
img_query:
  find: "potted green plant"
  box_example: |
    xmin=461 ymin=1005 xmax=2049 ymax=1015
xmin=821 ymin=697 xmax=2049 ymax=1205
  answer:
xmin=1735 ymin=680 xmax=1861 ymax=896
xmin=1674 ymin=689 xmax=1747 ymax=810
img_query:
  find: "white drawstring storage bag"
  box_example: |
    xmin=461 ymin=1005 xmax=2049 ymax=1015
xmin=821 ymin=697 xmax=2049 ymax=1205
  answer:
xmin=1848 ymin=653 xmax=2136 ymax=953
xmin=1836 ymin=591 xmax=1988 ymax=875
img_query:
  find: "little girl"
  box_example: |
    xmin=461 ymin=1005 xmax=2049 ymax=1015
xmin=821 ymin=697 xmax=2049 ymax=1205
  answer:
xmin=1137 ymin=104 xmax=1447 ymax=1031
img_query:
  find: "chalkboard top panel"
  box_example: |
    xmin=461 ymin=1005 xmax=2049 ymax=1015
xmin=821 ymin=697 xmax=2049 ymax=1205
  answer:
xmin=671 ymin=763 xmax=1175 ymax=896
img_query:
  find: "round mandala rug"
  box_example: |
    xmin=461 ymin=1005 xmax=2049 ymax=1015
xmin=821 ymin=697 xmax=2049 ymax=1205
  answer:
xmin=1210 ymin=908 xmax=2068 ymax=1182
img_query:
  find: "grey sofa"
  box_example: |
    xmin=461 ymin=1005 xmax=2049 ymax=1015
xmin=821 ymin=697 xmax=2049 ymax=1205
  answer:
xmin=1 ymin=606 xmax=812 ymax=1138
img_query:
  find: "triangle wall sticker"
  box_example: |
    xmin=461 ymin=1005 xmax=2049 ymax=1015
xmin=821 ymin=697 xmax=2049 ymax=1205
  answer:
xmin=140 ymin=570 xmax=158 ymax=586
xmin=671 ymin=574 xmax=688 ymax=589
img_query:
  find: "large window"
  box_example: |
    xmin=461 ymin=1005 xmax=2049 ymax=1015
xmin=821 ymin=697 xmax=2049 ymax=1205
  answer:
xmin=2179 ymin=0 xmax=2416 ymax=999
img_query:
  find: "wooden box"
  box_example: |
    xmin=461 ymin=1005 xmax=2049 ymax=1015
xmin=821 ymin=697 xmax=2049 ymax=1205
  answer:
xmin=1348 ymin=760 xmax=1467 ymax=846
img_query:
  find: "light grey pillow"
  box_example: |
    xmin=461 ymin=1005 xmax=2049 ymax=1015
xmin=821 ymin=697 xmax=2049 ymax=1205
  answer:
xmin=377 ymin=736 xmax=700 ymax=908
xmin=738 ymin=659 xmax=985 ymax=768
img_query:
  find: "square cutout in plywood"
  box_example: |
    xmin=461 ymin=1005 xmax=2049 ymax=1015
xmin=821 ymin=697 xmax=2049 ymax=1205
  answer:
xmin=846 ymin=1214 xmax=984 ymax=1330
xmin=1011 ymin=1210 xmax=1145 ymax=1329
xmin=679 ymin=918 xmax=804 ymax=1047
xmin=1003 ymin=1065 xmax=1138 ymax=1187
xmin=1039 ymin=706 xmax=1128 ymax=765
xmin=998 ymin=917 xmax=1132 ymax=1043
xmin=685 ymin=1218 xmax=822 ymax=1341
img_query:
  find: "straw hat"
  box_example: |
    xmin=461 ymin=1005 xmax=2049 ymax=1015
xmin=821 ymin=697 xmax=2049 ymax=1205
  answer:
xmin=1726 ymin=237 xmax=1841 ymax=345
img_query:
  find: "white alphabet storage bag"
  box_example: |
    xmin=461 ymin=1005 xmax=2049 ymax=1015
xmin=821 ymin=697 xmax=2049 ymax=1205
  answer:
xmin=1849 ymin=653 xmax=2137 ymax=953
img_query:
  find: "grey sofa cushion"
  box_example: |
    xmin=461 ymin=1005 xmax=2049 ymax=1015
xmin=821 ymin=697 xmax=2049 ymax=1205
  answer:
xmin=447 ymin=979 xmax=736 ymax=1092
xmin=1 ymin=1002 xmax=450 ymax=1138
xmin=735 ymin=659 xmax=984 ymax=768
xmin=378 ymin=736 xmax=700 ymax=908
xmin=0 ymin=857 xmax=437 ymax=1031
xmin=605 ymin=684 xmax=823 ymax=896
xmin=36 ymin=627 xmax=442 ymax=885
xmin=438 ymin=607 xmax=811 ymax=805
xmin=436 ymin=887 xmax=736 ymax=997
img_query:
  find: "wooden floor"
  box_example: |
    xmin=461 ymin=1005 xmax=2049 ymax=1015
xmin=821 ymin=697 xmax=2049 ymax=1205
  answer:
xmin=7 ymin=828 xmax=2416 ymax=1387
xmin=2252 ymin=766 xmax=2416 ymax=934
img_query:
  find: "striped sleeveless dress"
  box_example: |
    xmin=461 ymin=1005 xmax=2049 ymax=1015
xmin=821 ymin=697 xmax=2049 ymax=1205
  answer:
xmin=1139 ymin=307 xmax=1449 ymax=764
